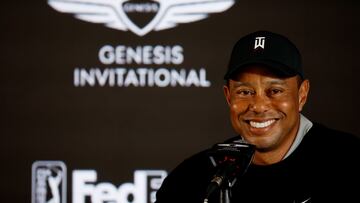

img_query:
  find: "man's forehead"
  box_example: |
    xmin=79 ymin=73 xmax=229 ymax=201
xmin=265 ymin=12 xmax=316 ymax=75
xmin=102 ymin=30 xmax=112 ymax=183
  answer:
xmin=230 ymin=65 xmax=290 ymax=81
xmin=229 ymin=78 xmax=288 ymax=87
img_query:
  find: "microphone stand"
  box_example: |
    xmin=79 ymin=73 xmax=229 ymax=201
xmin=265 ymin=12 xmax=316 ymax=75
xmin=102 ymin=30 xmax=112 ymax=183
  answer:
xmin=203 ymin=179 xmax=233 ymax=203
xmin=219 ymin=180 xmax=231 ymax=203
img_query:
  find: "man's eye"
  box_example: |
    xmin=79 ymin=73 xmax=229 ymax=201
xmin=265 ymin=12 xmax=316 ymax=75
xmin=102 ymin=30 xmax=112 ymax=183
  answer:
xmin=269 ymin=89 xmax=283 ymax=95
xmin=236 ymin=90 xmax=253 ymax=96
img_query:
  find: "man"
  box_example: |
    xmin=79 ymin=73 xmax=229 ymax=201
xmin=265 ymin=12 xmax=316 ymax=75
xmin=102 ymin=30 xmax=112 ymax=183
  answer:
xmin=155 ymin=31 xmax=360 ymax=203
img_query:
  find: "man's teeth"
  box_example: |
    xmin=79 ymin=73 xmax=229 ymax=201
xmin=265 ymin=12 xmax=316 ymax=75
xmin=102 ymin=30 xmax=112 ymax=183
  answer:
xmin=249 ymin=120 xmax=275 ymax=128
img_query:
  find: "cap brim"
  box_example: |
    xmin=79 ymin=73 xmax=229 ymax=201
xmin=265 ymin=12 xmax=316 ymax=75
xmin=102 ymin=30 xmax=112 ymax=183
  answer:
xmin=224 ymin=59 xmax=299 ymax=80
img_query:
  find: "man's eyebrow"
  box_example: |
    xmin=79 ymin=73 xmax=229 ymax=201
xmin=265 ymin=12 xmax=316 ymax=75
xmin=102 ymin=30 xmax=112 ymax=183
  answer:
xmin=231 ymin=81 xmax=251 ymax=87
xmin=266 ymin=79 xmax=287 ymax=85
xmin=231 ymin=79 xmax=288 ymax=87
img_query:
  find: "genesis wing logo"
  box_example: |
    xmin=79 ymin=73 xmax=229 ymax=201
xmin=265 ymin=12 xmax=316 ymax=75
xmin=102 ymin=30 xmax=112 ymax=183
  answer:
xmin=48 ymin=0 xmax=235 ymax=36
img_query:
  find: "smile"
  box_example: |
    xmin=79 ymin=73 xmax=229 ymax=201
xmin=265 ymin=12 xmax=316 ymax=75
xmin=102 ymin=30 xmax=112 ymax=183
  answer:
xmin=249 ymin=119 xmax=276 ymax=128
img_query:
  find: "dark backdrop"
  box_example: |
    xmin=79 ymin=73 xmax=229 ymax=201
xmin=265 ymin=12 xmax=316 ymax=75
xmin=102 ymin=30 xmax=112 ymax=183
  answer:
xmin=1 ymin=0 xmax=359 ymax=203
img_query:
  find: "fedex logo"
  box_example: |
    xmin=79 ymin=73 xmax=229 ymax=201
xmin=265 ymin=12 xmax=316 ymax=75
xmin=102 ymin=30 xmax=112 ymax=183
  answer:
xmin=73 ymin=170 xmax=167 ymax=203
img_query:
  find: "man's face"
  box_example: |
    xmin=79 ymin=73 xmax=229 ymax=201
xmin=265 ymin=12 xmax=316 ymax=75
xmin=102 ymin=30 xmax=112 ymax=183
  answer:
xmin=224 ymin=66 xmax=309 ymax=155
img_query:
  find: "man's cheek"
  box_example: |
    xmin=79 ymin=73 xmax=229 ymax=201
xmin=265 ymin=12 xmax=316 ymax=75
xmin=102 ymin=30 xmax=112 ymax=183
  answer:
xmin=230 ymin=107 xmax=244 ymax=127
xmin=231 ymin=103 xmax=241 ymax=112
xmin=277 ymin=101 xmax=295 ymax=112
xmin=231 ymin=102 xmax=248 ymax=115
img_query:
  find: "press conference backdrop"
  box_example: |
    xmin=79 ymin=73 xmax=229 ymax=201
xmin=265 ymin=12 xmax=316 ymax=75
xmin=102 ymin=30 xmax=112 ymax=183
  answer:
xmin=2 ymin=0 xmax=360 ymax=203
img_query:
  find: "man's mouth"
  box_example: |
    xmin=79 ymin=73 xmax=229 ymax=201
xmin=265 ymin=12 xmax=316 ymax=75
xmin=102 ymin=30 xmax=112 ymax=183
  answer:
xmin=248 ymin=119 xmax=276 ymax=129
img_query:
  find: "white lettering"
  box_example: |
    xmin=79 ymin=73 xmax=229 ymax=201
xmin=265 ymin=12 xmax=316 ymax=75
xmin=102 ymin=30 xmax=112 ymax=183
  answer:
xmin=108 ymin=69 xmax=115 ymax=86
xmin=95 ymin=69 xmax=109 ymax=86
xmin=98 ymin=45 xmax=115 ymax=65
xmin=170 ymin=69 xmax=186 ymax=87
xmin=123 ymin=3 xmax=159 ymax=13
xmin=124 ymin=69 xmax=139 ymax=87
xmin=74 ymin=68 xmax=211 ymax=88
xmin=154 ymin=68 xmax=170 ymax=87
xmin=72 ymin=170 xmax=167 ymax=203
xmin=153 ymin=46 xmax=165 ymax=65
xmin=74 ymin=69 xmax=80 ymax=86
xmin=98 ymin=45 xmax=184 ymax=65
xmin=72 ymin=170 xmax=96 ymax=203
xmin=164 ymin=46 xmax=171 ymax=64
xmin=115 ymin=46 xmax=126 ymax=64
xmin=143 ymin=46 xmax=152 ymax=65
xmin=148 ymin=69 xmax=154 ymax=87
xmin=92 ymin=183 xmax=118 ymax=203
xmin=80 ymin=69 xmax=95 ymax=86
xmin=126 ymin=46 xmax=142 ymax=64
xmin=199 ymin=68 xmax=211 ymax=87
xmin=186 ymin=69 xmax=200 ymax=87
xmin=171 ymin=46 xmax=183 ymax=64
xmin=115 ymin=68 xmax=126 ymax=86
xmin=137 ymin=68 xmax=148 ymax=87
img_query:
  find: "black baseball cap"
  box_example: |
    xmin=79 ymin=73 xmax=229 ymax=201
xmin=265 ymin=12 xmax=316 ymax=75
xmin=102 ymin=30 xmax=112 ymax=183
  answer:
xmin=224 ymin=30 xmax=303 ymax=80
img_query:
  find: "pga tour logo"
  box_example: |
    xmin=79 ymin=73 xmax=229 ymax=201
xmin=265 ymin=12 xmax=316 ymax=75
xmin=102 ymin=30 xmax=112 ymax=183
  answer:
xmin=47 ymin=0 xmax=235 ymax=36
xmin=32 ymin=161 xmax=67 ymax=203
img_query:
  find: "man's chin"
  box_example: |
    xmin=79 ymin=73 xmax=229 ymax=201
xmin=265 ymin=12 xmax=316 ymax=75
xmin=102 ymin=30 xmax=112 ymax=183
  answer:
xmin=244 ymin=136 xmax=277 ymax=152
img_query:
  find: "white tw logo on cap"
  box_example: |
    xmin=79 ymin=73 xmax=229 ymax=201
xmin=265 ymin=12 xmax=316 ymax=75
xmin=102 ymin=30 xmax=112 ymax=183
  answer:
xmin=254 ymin=37 xmax=266 ymax=49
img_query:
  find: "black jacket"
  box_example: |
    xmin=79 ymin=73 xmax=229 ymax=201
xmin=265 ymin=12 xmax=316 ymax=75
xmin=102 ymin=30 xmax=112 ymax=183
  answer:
xmin=155 ymin=123 xmax=360 ymax=203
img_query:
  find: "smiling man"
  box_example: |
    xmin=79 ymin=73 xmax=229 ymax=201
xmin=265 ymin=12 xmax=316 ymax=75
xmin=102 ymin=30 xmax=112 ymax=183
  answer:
xmin=224 ymin=65 xmax=309 ymax=166
xmin=155 ymin=31 xmax=360 ymax=203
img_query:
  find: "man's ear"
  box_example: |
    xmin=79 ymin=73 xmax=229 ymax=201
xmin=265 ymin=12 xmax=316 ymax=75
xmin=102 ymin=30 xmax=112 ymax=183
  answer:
xmin=223 ymin=84 xmax=231 ymax=107
xmin=298 ymin=79 xmax=310 ymax=112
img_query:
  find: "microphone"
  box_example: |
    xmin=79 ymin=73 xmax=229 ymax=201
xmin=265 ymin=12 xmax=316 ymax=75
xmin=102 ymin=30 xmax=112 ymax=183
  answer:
xmin=203 ymin=140 xmax=255 ymax=202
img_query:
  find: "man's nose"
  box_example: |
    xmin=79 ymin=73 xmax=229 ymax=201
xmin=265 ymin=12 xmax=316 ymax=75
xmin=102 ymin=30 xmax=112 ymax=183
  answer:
xmin=249 ymin=94 xmax=271 ymax=113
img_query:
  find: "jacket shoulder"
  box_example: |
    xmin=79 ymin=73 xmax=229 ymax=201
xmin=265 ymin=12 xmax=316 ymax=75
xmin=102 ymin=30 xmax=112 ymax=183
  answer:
xmin=309 ymin=122 xmax=360 ymax=146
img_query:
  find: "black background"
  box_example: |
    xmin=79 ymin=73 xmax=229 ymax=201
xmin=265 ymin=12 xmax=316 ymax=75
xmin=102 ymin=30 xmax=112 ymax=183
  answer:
xmin=1 ymin=0 xmax=360 ymax=202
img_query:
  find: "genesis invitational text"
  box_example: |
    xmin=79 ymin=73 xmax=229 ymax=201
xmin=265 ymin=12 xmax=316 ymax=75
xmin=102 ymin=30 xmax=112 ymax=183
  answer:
xmin=73 ymin=45 xmax=211 ymax=88
xmin=74 ymin=68 xmax=210 ymax=87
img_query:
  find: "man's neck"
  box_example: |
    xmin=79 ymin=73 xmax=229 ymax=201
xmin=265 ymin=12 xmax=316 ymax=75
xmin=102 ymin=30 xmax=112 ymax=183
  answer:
xmin=252 ymin=141 xmax=294 ymax=165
